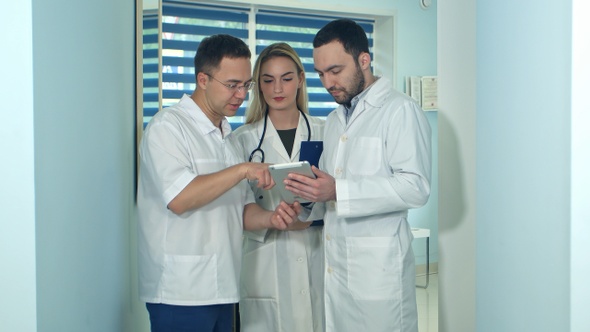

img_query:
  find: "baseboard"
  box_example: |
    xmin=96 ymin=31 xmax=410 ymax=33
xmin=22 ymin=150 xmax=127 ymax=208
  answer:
xmin=415 ymin=262 xmax=438 ymax=276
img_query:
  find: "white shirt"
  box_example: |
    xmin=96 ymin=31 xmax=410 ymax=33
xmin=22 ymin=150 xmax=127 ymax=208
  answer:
xmin=137 ymin=94 xmax=253 ymax=306
xmin=321 ymin=77 xmax=431 ymax=332
xmin=233 ymin=113 xmax=326 ymax=332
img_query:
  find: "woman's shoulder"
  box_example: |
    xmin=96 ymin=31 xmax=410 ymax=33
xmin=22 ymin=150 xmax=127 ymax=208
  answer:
xmin=308 ymin=114 xmax=326 ymax=125
xmin=232 ymin=122 xmax=258 ymax=136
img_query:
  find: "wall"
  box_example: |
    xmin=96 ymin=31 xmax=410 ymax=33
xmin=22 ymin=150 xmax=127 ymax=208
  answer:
xmin=32 ymin=0 xmax=137 ymax=328
xmin=0 ymin=0 xmax=37 ymax=330
xmin=438 ymin=0 xmax=477 ymax=330
xmin=0 ymin=0 xmax=137 ymax=330
xmin=439 ymin=0 xmax=590 ymax=331
xmin=571 ymin=1 xmax=590 ymax=331
xmin=476 ymin=1 xmax=571 ymax=330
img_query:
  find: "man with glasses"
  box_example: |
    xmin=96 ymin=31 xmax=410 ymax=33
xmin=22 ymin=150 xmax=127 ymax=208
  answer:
xmin=137 ymin=34 xmax=301 ymax=332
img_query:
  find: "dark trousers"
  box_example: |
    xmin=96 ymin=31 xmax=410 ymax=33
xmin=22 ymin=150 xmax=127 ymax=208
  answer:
xmin=146 ymin=303 xmax=234 ymax=332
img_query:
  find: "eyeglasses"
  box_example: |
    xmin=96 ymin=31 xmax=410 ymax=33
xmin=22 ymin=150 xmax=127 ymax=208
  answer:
xmin=206 ymin=74 xmax=255 ymax=93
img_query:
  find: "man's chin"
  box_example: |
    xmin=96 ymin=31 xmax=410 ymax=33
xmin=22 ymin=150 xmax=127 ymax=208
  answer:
xmin=225 ymin=106 xmax=241 ymax=116
xmin=334 ymin=96 xmax=350 ymax=105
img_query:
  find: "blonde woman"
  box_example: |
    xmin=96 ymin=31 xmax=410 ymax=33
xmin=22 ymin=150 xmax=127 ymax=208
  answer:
xmin=233 ymin=42 xmax=325 ymax=332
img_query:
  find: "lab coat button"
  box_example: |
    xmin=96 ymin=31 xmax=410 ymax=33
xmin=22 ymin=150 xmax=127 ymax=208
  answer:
xmin=297 ymin=257 xmax=303 ymax=262
xmin=301 ymin=290 xmax=308 ymax=295
xmin=327 ymin=267 xmax=333 ymax=274
xmin=326 ymin=234 xmax=331 ymax=241
xmin=340 ymin=135 xmax=347 ymax=142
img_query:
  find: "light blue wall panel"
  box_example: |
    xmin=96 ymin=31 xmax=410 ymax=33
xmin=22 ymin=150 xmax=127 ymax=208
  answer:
xmin=476 ymin=1 xmax=572 ymax=331
xmin=32 ymin=0 xmax=137 ymax=330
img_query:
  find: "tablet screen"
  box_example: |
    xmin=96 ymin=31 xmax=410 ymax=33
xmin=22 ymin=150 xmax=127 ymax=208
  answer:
xmin=268 ymin=161 xmax=315 ymax=204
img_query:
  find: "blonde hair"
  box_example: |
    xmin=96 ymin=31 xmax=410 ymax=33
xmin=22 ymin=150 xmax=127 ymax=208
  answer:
xmin=245 ymin=42 xmax=309 ymax=124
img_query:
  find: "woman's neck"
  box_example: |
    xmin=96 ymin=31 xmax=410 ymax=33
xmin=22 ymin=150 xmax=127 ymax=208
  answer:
xmin=268 ymin=107 xmax=300 ymax=130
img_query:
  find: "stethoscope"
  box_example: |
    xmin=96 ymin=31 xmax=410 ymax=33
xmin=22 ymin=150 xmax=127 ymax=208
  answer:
xmin=249 ymin=108 xmax=311 ymax=162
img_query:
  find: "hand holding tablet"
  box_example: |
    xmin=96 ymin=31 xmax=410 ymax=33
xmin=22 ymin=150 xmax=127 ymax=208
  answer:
xmin=268 ymin=161 xmax=316 ymax=204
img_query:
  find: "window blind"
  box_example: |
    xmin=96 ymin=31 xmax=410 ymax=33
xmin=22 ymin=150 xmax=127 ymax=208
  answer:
xmin=142 ymin=10 xmax=159 ymax=128
xmin=162 ymin=1 xmax=250 ymax=129
xmin=255 ymin=10 xmax=374 ymax=118
xmin=142 ymin=1 xmax=375 ymax=129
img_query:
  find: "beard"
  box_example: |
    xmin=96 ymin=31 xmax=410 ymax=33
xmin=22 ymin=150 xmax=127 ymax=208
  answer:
xmin=329 ymin=65 xmax=365 ymax=106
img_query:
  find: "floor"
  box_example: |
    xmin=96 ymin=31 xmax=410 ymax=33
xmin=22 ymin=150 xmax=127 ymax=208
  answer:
xmin=416 ymin=273 xmax=438 ymax=332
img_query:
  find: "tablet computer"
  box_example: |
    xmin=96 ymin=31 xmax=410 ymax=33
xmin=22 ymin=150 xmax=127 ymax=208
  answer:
xmin=268 ymin=161 xmax=316 ymax=204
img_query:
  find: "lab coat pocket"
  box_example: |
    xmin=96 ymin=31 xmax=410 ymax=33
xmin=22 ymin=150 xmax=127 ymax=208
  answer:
xmin=161 ymin=254 xmax=218 ymax=301
xmin=241 ymin=238 xmax=277 ymax=298
xmin=348 ymin=137 xmax=382 ymax=175
xmin=346 ymin=236 xmax=400 ymax=301
xmin=239 ymin=298 xmax=279 ymax=332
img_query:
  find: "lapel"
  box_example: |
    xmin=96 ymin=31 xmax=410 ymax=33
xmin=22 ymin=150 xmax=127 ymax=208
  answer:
xmin=264 ymin=119 xmax=292 ymax=163
xmin=341 ymin=77 xmax=390 ymax=128
xmin=264 ymin=113 xmax=309 ymax=163
xmin=291 ymin=114 xmax=309 ymax=162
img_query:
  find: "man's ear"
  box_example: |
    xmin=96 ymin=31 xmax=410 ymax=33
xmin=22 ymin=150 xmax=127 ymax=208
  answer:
xmin=358 ymin=52 xmax=371 ymax=69
xmin=196 ymin=72 xmax=209 ymax=89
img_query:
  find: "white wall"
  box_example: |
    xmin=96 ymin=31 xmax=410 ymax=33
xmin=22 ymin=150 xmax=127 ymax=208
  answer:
xmin=0 ymin=0 xmax=37 ymax=330
xmin=571 ymin=1 xmax=590 ymax=331
xmin=438 ymin=0 xmax=476 ymax=330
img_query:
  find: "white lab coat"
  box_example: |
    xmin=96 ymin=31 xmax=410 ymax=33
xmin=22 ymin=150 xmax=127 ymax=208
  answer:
xmin=233 ymin=113 xmax=326 ymax=332
xmin=138 ymin=95 xmax=253 ymax=305
xmin=321 ymin=77 xmax=431 ymax=332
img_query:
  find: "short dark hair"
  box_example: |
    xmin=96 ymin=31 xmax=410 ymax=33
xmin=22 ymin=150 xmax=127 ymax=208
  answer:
xmin=313 ymin=19 xmax=369 ymax=60
xmin=194 ymin=34 xmax=251 ymax=77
